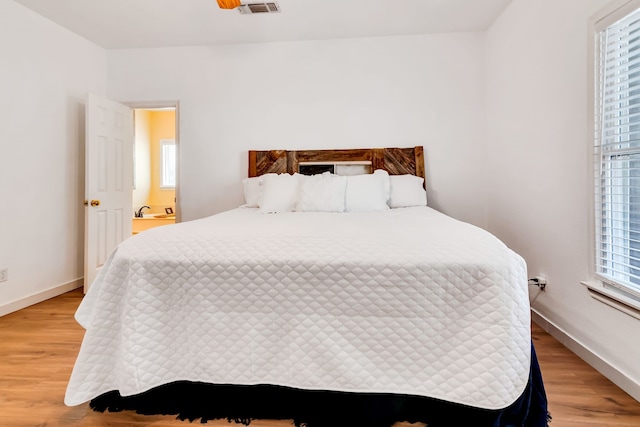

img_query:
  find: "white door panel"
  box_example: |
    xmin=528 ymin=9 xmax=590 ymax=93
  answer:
xmin=84 ymin=93 xmax=133 ymax=292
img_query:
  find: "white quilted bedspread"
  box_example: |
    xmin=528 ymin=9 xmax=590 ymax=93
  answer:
xmin=65 ymin=207 xmax=530 ymax=410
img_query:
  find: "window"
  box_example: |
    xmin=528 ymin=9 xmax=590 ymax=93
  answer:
xmin=593 ymin=3 xmax=640 ymax=309
xmin=160 ymin=139 xmax=176 ymax=188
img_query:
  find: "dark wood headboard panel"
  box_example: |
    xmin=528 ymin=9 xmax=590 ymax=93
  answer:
xmin=248 ymin=146 xmax=425 ymax=180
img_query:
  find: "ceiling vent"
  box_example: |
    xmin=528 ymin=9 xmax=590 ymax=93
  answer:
xmin=238 ymin=2 xmax=281 ymax=14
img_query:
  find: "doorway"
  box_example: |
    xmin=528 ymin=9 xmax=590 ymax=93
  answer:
xmin=84 ymin=95 xmax=181 ymax=291
xmin=130 ymin=103 xmax=180 ymax=234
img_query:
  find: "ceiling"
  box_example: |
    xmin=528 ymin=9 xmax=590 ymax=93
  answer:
xmin=13 ymin=0 xmax=512 ymax=49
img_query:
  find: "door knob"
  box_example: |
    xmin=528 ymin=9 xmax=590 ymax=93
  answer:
xmin=90 ymin=200 xmax=100 ymax=207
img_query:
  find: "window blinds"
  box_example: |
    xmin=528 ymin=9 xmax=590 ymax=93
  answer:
xmin=596 ymin=7 xmax=640 ymax=298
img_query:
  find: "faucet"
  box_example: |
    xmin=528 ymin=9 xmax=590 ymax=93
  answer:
xmin=135 ymin=206 xmax=150 ymax=218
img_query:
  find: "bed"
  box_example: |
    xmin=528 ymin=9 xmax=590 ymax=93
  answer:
xmin=65 ymin=147 xmax=549 ymax=427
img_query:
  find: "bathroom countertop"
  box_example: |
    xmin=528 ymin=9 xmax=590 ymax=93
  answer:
xmin=132 ymin=217 xmax=175 ymax=234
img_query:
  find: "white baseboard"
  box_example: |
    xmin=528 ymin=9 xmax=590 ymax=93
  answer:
xmin=0 ymin=278 xmax=83 ymax=317
xmin=532 ymin=308 xmax=640 ymax=402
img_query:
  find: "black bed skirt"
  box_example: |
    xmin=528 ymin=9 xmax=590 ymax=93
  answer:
xmin=90 ymin=343 xmax=550 ymax=427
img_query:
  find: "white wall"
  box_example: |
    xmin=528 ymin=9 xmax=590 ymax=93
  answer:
xmin=106 ymin=34 xmax=488 ymax=227
xmin=486 ymin=0 xmax=640 ymax=396
xmin=0 ymin=0 xmax=106 ymax=313
xmin=133 ymin=109 xmax=151 ymax=209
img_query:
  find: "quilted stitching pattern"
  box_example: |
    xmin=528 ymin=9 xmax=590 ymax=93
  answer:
xmin=65 ymin=207 xmax=530 ymax=410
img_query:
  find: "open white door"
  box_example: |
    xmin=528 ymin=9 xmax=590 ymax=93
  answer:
xmin=84 ymin=93 xmax=133 ymax=292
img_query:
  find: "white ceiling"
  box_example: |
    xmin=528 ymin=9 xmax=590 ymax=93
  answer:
xmin=13 ymin=0 xmax=512 ymax=49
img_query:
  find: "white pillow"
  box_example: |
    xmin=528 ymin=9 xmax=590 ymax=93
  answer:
xmin=242 ymin=176 xmax=267 ymax=208
xmin=296 ymin=173 xmax=347 ymax=213
xmin=388 ymin=174 xmax=427 ymax=208
xmin=344 ymin=169 xmax=390 ymax=212
xmin=258 ymin=173 xmax=305 ymax=213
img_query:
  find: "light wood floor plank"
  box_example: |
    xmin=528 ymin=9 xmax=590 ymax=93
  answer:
xmin=0 ymin=288 xmax=639 ymax=426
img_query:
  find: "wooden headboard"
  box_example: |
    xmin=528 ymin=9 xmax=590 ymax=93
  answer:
xmin=248 ymin=146 xmax=425 ymax=181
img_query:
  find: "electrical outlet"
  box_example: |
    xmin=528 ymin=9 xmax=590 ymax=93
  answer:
xmin=0 ymin=269 xmax=7 ymax=283
xmin=534 ymin=275 xmax=547 ymax=291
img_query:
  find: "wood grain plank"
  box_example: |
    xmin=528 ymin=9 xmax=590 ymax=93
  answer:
xmin=295 ymin=148 xmax=373 ymax=164
xmin=253 ymin=150 xmax=287 ymax=176
xmin=248 ymin=147 xmax=426 ymax=181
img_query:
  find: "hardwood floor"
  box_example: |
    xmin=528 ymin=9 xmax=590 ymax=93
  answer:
xmin=531 ymin=325 xmax=640 ymax=427
xmin=0 ymin=288 xmax=639 ymax=426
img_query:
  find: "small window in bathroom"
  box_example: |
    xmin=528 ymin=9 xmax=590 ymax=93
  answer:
xmin=161 ymin=139 xmax=176 ymax=188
